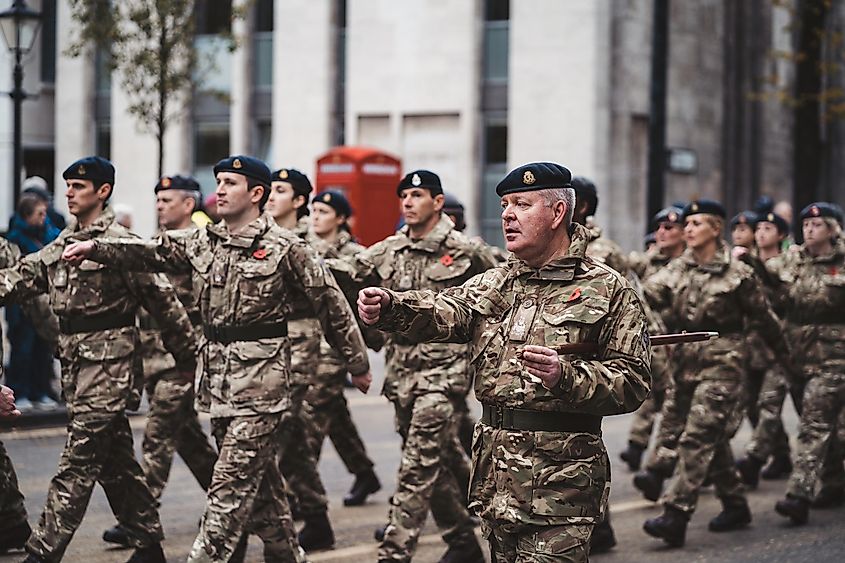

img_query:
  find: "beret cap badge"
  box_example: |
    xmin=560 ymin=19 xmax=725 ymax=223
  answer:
xmin=279 ymin=169 xmax=288 ymax=180
xmin=161 ymin=177 xmax=171 ymax=188
xmin=78 ymin=165 xmax=86 ymax=175
xmin=233 ymin=158 xmax=242 ymax=169
xmin=811 ymin=206 xmax=820 ymax=216
xmin=767 ymin=213 xmax=774 ymax=221
xmin=322 ymin=193 xmax=331 ymax=202
xmin=411 ymin=173 xmax=422 ymax=187
xmin=668 ymin=212 xmax=678 ymax=222
xmin=691 ymin=202 xmax=699 ymax=212
xmin=523 ymin=171 xmax=536 ymax=185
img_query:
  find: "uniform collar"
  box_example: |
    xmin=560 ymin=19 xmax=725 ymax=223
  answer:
xmin=680 ymin=241 xmax=731 ymax=273
xmin=396 ymin=214 xmax=455 ymax=253
xmin=510 ymin=223 xmax=590 ymax=281
xmin=207 ymin=213 xmax=272 ymax=248
xmin=67 ymin=207 xmax=116 ymax=238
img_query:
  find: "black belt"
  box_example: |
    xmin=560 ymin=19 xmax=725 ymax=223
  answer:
xmin=139 ymin=311 xmax=202 ymax=330
xmin=203 ymin=322 xmax=288 ymax=344
xmin=481 ymin=404 xmax=602 ymax=434
xmin=59 ymin=312 xmax=136 ymax=335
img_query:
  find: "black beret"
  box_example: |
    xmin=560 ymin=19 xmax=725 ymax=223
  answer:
xmin=644 ymin=231 xmax=656 ymax=248
xmin=214 ymin=155 xmax=272 ymax=186
xmin=442 ymin=192 xmax=464 ymax=214
xmin=729 ymin=210 xmax=758 ymax=230
xmin=62 ymin=156 xmax=115 ymax=186
xmin=652 ymin=206 xmax=684 ymax=228
xmin=682 ymin=199 xmax=726 ymax=219
xmin=155 ymin=174 xmax=201 ymax=194
xmin=569 ymin=175 xmax=596 ymax=198
xmin=756 ymin=211 xmax=789 ymax=234
xmin=313 ymin=190 xmax=352 ymax=217
xmin=495 ymin=162 xmax=572 ymax=196
xmin=272 ymin=168 xmax=313 ymax=198
xmin=397 ymin=170 xmax=442 ymax=196
xmin=800 ymin=202 xmax=843 ymax=224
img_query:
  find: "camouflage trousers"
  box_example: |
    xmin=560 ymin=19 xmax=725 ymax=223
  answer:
xmin=0 ymin=438 xmax=27 ymax=530
xmin=306 ymin=373 xmax=374 ymax=476
xmin=379 ymin=392 xmax=475 ymax=562
xmin=662 ymin=378 xmax=746 ymax=514
xmin=643 ymin=384 xmax=687 ymax=477
xmin=787 ymin=370 xmax=845 ymax=501
xmin=745 ymin=366 xmax=799 ymax=462
xmin=454 ymin=394 xmax=476 ymax=456
xmin=627 ymin=366 xmax=671 ymax=449
xmin=484 ymin=521 xmax=593 ymax=563
xmin=188 ymin=413 xmax=304 ymax=563
xmin=142 ymin=370 xmax=217 ymax=500
xmin=27 ymin=412 xmax=163 ymax=562
xmin=279 ymin=382 xmax=330 ymax=516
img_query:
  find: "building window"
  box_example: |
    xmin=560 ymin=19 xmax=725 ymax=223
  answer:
xmin=193 ymin=123 xmax=230 ymax=194
xmin=480 ymin=119 xmax=507 ymax=246
xmin=253 ymin=0 xmax=273 ymax=89
xmin=40 ymin=0 xmax=56 ymax=83
xmin=255 ymin=0 xmax=273 ymax=32
xmin=195 ymin=0 xmax=232 ymax=35
xmin=485 ymin=0 xmax=509 ymax=21
xmin=95 ymin=125 xmax=111 ymax=161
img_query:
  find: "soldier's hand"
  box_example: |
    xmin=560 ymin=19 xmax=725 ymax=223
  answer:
xmin=62 ymin=240 xmax=96 ymax=266
xmin=358 ymin=287 xmax=391 ymax=325
xmin=519 ymin=345 xmax=563 ymax=389
xmin=731 ymin=246 xmax=749 ymax=260
xmin=351 ymin=372 xmax=373 ymax=394
xmin=0 ymin=385 xmax=21 ymax=418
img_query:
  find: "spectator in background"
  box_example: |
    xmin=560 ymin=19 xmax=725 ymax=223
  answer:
xmin=22 ymin=176 xmax=67 ymax=230
xmin=113 ymin=203 xmax=134 ymax=229
xmin=203 ymin=192 xmax=221 ymax=223
xmin=4 ymin=194 xmax=61 ymax=410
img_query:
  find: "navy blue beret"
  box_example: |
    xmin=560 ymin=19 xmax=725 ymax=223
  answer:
xmin=756 ymin=211 xmax=789 ymax=234
xmin=214 ymin=155 xmax=272 ymax=186
xmin=495 ymin=162 xmax=572 ymax=196
xmin=62 ymin=156 xmax=115 ymax=187
xmin=397 ymin=170 xmax=442 ymax=196
xmin=313 ymin=189 xmax=352 ymax=217
xmin=652 ymin=206 xmax=684 ymax=228
xmin=800 ymin=202 xmax=843 ymax=224
xmin=682 ymin=199 xmax=726 ymax=219
xmin=272 ymin=168 xmax=313 ymax=198
xmin=155 ymin=174 xmax=201 ymax=194
xmin=729 ymin=210 xmax=758 ymax=230
xmin=442 ymin=192 xmax=464 ymax=214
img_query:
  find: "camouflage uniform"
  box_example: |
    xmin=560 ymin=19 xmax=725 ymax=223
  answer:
xmin=643 ymin=244 xmax=788 ymax=515
xmin=778 ymin=241 xmax=845 ymax=501
xmin=373 ymin=221 xmax=651 ymax=562
xmin=88 ymin=213 xmax=369 ymax=563
xmin=337 ymin=215 xmax=495 ymax=561
xmin=0 ymin=208 xmax=197 ymax=562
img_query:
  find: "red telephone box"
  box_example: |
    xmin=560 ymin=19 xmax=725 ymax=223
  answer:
xmin=315 ymin=146 xmax=402 ymax=246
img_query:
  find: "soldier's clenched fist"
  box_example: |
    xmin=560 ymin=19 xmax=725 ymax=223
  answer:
xmin=358 ymin=287 xmax=391 ymax=325
xmin=62 ymin=240 xmax=95 ymax=266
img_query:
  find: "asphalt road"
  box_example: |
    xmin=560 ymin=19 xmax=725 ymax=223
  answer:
xmin=2 ymin=350 xmax=844 ymax=562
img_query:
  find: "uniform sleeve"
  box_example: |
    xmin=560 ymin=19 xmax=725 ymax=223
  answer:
xmin=20 ymin=295 xmax=59 ymax=347
xmin=91 ymin=231 xmax=193 ymax=275
xmin=0 ymin=249 xmax=53 ymax=305
xmin=642 ymin=264 xmax=675 ymax=326
xmin=287 ymin=242 xmax=370 ymax=376
xmin=551 ymin=287 xmax=652 ymax=415
xmin=127 ymin=272 xmax=198 ymax=372
xmin=737 ymin=273 xmax=791 ymax=357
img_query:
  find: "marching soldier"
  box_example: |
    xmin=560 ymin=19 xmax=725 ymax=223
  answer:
xmin=63 ymin=155 xmax=372 ymax=562
xmin=101 ymin=175 xmax=218 ymax=548
xmin=266 ymin=167 xmax=311 ymax=236
xmin=358 ymin=162 xmax=651 ymax=562
xmin=0 ymin=156 xmax=198 ymax=563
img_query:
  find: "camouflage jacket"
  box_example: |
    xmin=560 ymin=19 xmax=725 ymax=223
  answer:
xmin=774 ymin=241 xmax=845 ymax=375
xmin=0 ymin=208 xmax=197 ymax=413
xmin=644 ymin=244 xmax=789 ymax=382
xmin=374 ymin=222 xmax=651 ymax=527
xmin=336 ymin=215 xmax=497 ymax=404
xmin=584 ymin=222 xmax=630 ymax=276
xmin=628 ymin=248 xmax=676 ymax=281
xmin=89 ymin=213 xmax=369 ymax=417
xmin=741 ymin=252 xmax=786 ymax=370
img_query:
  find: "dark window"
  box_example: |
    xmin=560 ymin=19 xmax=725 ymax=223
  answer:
xmin=193 ymin=123 xmax=230 ymax=193
xmin=485 ymin=0 xmax=509 ymax=21
xmin=95 ymin=125 xmax=111 ymax=161
xmin=255 ymin=0 xmax=273 ymax=32
xmin=40 ymin=0 xmax=56 ymax=83
xmin=484 ymin=124 xmax=507 ymax=164
xmin=195 ymin=0 xmax=232 ymax=35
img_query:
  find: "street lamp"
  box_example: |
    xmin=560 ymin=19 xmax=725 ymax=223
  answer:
xmin=0 ymin=0 xmax=41 ymax=209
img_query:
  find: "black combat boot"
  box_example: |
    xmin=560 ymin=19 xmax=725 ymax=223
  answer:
xmin=643 ymin=505 xmax=689 ymax=547
xmin=298 ymin=512 xmax=335 ymax=552
xmin=619 ymin=442 xmax=646 ymax=472
xmin=0 ymin=521 xmax=30 ymax=554
xmin=735 ymin=454 xmax=764 ymax=489
xmin=343 ymin=469 xmax=382 ymax=506
xmin=708 ymin=500 xmax=752 ymax=532
xmin=373 ymin=522 xmax=388 ymax=542
xmin=775 ymin=494 xmax=810 ymax=525
xmin=102 ymin=524 xmax=132 ymax=548
xmin=760 ymin=455 xmax=793 ymax=480
xmin=438 ymin=530 xmax=484 ymax=563
xmin=125 ymin=543 xmax=166 ymax=563
xmin=589 ymin=516 xmax=617 ymax=554
xmin=811 ymin=487 xmax=845 ymax=509
xmin=633 ymin=469 xmax=665 ymax=502
xmin=20 ymin=555 xmax=46 ymax=563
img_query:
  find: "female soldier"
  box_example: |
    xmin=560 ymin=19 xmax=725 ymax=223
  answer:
xmin=639 ymin=199 xmax=789 ymax=548
xmin=774 ymin=202 xmax=845 ymax=525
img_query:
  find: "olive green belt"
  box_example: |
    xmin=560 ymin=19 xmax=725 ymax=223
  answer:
xmin=481 ymin=404 xmax=602 ymax=434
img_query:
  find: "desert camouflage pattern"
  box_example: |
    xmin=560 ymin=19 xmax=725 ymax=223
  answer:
xmin=376 ymin=222 xmax=651 ymax=531
xmin=485 ymin=520 xmax=593 ymax=563
xmin=89 ymin=212 xmax=370 ymax=418
xmin=0 ymin=439 xmax=26 ymax=530
xmin=628 ymin=247 xmax=675 ymax=281
xmin=0 ymin=238 xmax=59 ymax=345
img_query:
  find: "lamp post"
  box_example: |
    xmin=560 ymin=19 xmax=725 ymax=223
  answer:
xmin=0 ymin=0 xmax=41 ymax=210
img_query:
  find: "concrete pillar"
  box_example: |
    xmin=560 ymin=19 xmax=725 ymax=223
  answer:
xmin=230 ymin=0 xmax=253 ymax=155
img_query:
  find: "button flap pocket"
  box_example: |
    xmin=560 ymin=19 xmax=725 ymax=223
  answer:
xmin=542 ymin=296 xmax=610 ymax=326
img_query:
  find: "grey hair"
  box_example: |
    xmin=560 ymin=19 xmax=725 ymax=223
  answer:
xmin=541 ymin=187 xmax=575 ymax=227
xmin=182 ymin=190 xmax=201 ymax=212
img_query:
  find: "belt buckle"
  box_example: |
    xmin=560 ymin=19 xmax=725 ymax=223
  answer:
xmin=492 ymin=405 xmax=505 ymax=429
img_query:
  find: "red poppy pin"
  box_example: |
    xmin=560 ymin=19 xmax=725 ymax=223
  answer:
xmin=567 ymin=287 xmax=582 ymax=302
xmin=440 ymin=254 xmax=454 ymax=266
xmin=830 ymin=266 xmax=838 ymax=276
xmin=253 ymin=248 xmax=268 ymax=260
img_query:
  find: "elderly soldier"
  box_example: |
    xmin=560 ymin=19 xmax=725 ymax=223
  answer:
xmin=359 ymin=162 xmax=651 ymax=563
xmin=63 ymin=155 xmax=371 ymax=563
xmin=639 ymin=199 xmax=791 ymax=548
xmin=774 ymin=202 xmax=845 ymax=524
xmin=102 ymin=175 xmax=218 ymax=548
xmin=0 ymin=156 xmax=198 ymax=563
xmin=306 ymin=190 xmax=382 ymax=506
xmin=334 ymin=169 xmax=495 ymax=563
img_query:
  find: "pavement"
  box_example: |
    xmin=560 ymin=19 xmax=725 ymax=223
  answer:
xmin=2 ymin=350 xmax=845 ymax=562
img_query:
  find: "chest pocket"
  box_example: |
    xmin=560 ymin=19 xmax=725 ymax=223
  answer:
xmin=188 ymin=250 xmax=214 ymax=308
xmin=426 ymin=255 xmax=472 ymax=284
xmin=237 ymin=252 xmax=283 ymax=299
xmin=470 ymin=287 xmax=510 ymax=364
xmin=541 ymin=296 xmax=610 ymax=348
xmin=71 ymin=260 xmax=109 ymax=308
